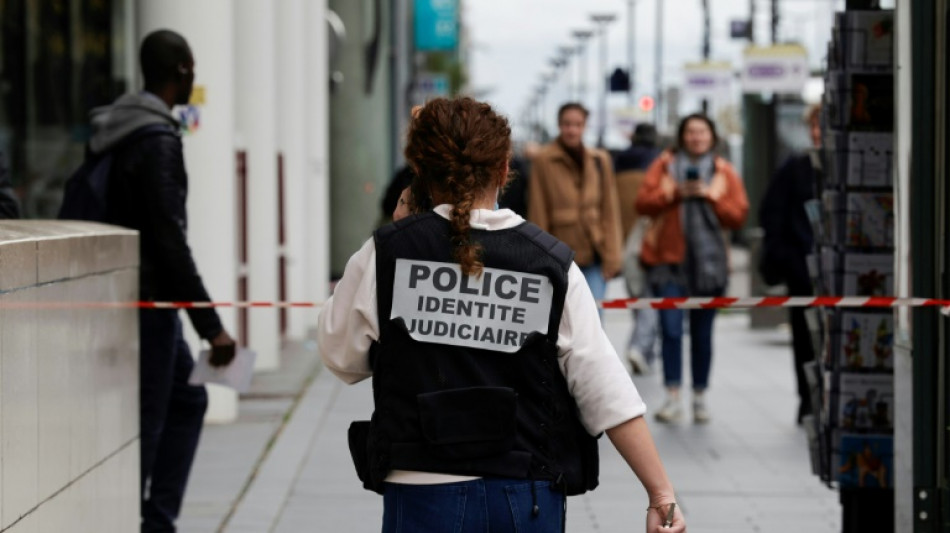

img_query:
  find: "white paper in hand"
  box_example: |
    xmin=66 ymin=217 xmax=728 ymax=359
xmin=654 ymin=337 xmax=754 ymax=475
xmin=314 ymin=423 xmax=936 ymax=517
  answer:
xmin=188 ymin=348 xmax=257 ymax=393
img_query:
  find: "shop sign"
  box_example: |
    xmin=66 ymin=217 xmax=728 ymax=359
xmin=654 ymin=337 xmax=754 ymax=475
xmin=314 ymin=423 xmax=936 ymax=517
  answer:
xmin=741 ymin=44 xmax=809 ymax=94
xmin=414 ymin=0 xmax=458 ymax=51
xmin=683 ymin=62 xmax=733 ymax=100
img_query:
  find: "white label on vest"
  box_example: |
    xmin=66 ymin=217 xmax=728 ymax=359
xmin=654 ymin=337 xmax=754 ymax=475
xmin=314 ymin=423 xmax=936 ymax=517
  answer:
xmin=391 ymin=259 xmax=554 ymax=353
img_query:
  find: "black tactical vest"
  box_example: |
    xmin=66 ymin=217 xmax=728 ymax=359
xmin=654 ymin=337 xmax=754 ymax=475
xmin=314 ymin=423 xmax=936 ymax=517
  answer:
xmin=347 ymin=212 xmax=599 ymax=495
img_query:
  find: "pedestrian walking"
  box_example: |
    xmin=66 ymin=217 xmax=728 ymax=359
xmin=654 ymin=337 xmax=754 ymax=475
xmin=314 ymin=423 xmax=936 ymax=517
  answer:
xmin=759 ymin=104 xmax=821 ymax=424
xmin=83 ymin=29 xmax=236 ymax=532
xmin=527 ymin=103 xmax=623 ymax=321
xmin=614 ymin=123 xmax=662 ymax=374
xmin=318 ymin=97 xmax=685 ymax=532
xmin=635 ymin=113 xmax=749 ymax=424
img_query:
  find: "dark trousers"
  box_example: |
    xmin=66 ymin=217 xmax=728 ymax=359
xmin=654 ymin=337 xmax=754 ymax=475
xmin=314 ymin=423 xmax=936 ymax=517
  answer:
xmin=787 ymin=273 xmax=816 ymax=416
xmin=655 ymin=281 xmax=717 ymax=390
xmin=139 ymin=309 xmax=208 ymax=533
xmin=382 ymin=479 xmax=564 ymax=532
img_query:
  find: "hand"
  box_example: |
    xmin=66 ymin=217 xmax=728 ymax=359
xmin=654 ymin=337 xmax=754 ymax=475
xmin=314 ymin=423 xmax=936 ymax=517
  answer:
xmin=602 ymin=265 xmax=621 ymax=280
xmin=678 ymin=181 xmax=707 ymax=199
xmin=646 ymin=502 xmax=686 ymax=532
xmin=209 ymin=330 xmax=237 ymax=367
xmin=706 ymin=176 xmax=726 ymax=202
xmin=393 ymin=187 xmax=412 ymax=221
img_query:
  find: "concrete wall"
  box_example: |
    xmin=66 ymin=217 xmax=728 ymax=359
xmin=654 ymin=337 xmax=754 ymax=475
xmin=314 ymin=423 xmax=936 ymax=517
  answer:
xmin=0 ymin=221 xmax=139 ymax=533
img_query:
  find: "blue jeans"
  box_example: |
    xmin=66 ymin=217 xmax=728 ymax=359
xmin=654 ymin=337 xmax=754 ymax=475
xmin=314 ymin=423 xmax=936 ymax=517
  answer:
xmin=627 ymin=286 xmax=659 ymax=363
xmin=580 ymin=263 xmax=606 ymax=322
xmin=382 ymin=479 xmax=564 ymax=533
xmin=140 ymin=310 xmax=208 ymax=533
xmin=654 ymin=281 xmax=717 ymax=390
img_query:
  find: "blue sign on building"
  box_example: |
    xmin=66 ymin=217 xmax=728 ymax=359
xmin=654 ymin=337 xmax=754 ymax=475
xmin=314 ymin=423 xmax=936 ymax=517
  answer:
xmin=415 ymin=0 xmax=458 ymax=51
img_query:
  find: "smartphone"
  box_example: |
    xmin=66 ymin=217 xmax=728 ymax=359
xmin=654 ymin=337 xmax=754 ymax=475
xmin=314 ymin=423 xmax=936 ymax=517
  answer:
xmin=685 ymin=168 xmax=699 ymax=181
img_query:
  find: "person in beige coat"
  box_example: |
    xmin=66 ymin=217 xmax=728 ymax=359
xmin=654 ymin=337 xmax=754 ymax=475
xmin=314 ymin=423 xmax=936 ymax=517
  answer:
xmin=528 ymin=103 xmax=623 ymax=320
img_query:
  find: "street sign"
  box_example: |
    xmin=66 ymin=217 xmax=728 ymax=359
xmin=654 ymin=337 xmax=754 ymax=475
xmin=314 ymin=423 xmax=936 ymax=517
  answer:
xmin=414 ymin=0 xmax=458 ymax=51
xmin=730 ymin=19 xmax=751 ymax=39
xmin=683 ymin=62 xmax=733 ymax=101
xmin=413 ymin=72 xmax=450 ymax=104
xmin=741 ymin=44 xmax=809 ymax=94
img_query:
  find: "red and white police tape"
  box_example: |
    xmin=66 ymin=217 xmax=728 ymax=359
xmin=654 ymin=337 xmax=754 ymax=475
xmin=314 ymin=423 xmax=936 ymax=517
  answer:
xmin=2 ymin=296 xmax=950 ymax=314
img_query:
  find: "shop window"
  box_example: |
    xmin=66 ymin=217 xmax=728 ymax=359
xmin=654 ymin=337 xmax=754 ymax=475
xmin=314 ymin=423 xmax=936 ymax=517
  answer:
xmin=0 ymin=0 xmax=132 ymax=218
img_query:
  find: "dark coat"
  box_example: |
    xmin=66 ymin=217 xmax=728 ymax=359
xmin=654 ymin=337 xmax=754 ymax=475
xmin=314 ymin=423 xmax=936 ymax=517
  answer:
xmin=758 ymin=154 xmax=816 ymax=294
xmin=92 ymin=93 xmax=223 ymax=339
xmin=499 ymin=156 xmax=529 ymax=217
xmin=614 ymin=144 xmax=659 ymax=173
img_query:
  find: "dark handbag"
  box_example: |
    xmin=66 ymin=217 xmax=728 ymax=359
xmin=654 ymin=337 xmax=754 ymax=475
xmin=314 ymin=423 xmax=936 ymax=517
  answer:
xmin=685 ymin=203 xmax=729 ymax=296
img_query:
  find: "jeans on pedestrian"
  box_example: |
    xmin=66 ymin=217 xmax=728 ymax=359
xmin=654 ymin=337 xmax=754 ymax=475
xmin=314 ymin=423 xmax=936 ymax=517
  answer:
xmin=580 ymin=262 xmax=607 ymax=322
xmin=627 ymin=286 xmax=659 ymax=363
xmin=140 ymin=309 xmax=208 ymax=533
xmin=382 ymin=479 xmax=564 ymax=533
xmin=654 ymin=281 xmax=717 ymax=389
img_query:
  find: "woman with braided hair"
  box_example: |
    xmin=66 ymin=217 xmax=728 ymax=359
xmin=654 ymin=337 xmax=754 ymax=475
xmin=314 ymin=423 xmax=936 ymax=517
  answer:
xmin=318 ymin=97 xmax=685 ymax=533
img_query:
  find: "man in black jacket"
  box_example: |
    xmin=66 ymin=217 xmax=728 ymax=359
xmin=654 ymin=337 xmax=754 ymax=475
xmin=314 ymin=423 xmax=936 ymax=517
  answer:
xmin=759 ymin=105 xmax=820 ymax=425
xmin=89 ymin=29 xmax=236 ymax=533
xmin=0 ymin=152 xmax=20 ymax=219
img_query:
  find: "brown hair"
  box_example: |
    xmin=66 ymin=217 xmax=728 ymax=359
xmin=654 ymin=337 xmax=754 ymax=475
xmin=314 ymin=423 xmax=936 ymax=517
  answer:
xmin=404 ymin=97 xmax=512 ymax=276
xmin=675 ymin=113 xmax=719 ymax=154
xmin=557 ymin=102 xmax=589 ymax=124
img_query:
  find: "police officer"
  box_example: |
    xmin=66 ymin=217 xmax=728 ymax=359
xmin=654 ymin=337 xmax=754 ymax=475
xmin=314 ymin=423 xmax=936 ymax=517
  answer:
xmin=317 ymin=97 xmax=685 ymax=533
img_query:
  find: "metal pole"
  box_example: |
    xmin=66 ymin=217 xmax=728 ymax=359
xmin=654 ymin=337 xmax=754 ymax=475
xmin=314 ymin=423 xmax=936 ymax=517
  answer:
xmin=581 ymin=46 xmax=588 ymax=105
xmin=750 ymin=0 xmax=756 ymax=44
xmin=599 ymin=25 xmax=607 ymax=146
xmin=627 ymin=0 xmax=635 ymax=105
xmin=771 ymin=0 xmax=779 ymax=44
xmin=573 ymin=30 xmax=594 ymax=106
xmin=701 ymin=0 xmax=710 ymax=114
xmin=559 ymin=46 xmax=575 ymax=101
xmin=590 ymin=14 xmax=615 ymax=148
xmin=654 ymin=0 xmax=663 ymax=124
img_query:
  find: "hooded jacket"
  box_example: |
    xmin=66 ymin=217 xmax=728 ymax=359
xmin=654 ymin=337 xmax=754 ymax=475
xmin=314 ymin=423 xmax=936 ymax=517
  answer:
xmin=91 ymin=93 xmax=223 ymax=339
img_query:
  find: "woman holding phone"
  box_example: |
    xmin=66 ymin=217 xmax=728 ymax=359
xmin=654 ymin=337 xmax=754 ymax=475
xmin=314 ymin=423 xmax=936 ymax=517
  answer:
xmin=635 ymin=114 xmax=749 ymax=424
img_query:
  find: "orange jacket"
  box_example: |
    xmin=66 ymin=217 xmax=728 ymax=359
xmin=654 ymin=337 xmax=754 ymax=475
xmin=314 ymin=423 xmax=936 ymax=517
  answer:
xmin=634 ymin=151 xmax=749 ymax=267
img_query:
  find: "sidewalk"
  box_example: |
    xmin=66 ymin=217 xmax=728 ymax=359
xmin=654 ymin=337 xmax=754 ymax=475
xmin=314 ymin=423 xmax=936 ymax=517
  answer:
xmin=181 ymin=254 xmax=842 ymax=532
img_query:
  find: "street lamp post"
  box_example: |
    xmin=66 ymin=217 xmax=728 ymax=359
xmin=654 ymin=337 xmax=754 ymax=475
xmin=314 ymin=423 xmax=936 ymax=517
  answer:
xmin=536 ymin=85 xmax=547 ymax=143
xmin=654 ymin=0 xmax=663 ymax=124
xmin=558 ymin=45 xmax=576 ymax=100
xmin=590 ymin=13 xmax=616 ymax=148
xmin=701 ymin=0 xmax=711 ymax=113
xmin=571 ymin=29 xmax=594 ymax=106
xmin=627 ymin=0 xmax=637 ymax=106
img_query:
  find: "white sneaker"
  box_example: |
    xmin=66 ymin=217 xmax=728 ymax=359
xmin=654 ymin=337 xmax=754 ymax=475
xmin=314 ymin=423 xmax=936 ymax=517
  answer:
xmin=654 ymin=398 xmax=682 ymax=423
xmin=626 ymin=347 xmax=651 ymax=375
xmin=693 ymin=394 xmax=711 ymax=424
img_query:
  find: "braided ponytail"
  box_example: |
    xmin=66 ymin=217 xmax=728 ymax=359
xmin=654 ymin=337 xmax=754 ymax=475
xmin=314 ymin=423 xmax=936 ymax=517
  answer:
xmin=404 ymin=97 xmax=512 ymax=276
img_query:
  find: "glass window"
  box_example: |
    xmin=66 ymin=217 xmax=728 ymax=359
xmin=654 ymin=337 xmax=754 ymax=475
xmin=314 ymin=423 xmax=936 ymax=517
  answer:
xmin=0 ymin=0 xmax=132 ymax=218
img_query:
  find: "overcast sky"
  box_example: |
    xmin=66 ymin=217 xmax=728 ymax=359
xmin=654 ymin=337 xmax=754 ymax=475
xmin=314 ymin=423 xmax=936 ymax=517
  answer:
xmin=465 ymin=0 xmax=850 ymax=143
